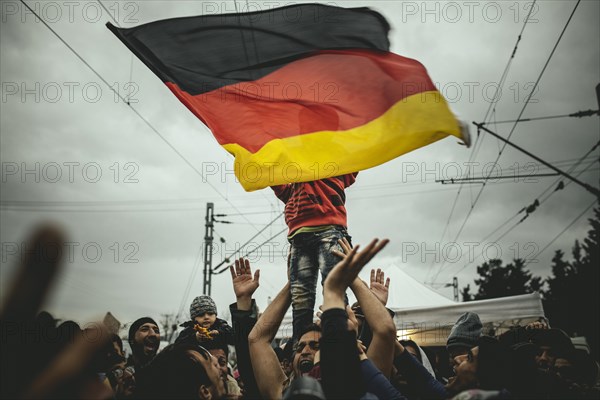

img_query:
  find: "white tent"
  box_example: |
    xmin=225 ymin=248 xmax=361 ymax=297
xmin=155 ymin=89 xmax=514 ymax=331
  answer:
xmin=275 ymin=266 xmax=455 ymax=339
xmin=392 ymin=292 xmax=546 ymax=346
xmin=384 ymin=266 xmax=455 ymax=309
xmin=274 ymin=265 xmax=545 ymax=342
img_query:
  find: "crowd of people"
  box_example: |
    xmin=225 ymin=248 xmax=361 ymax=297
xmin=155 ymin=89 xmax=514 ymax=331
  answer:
xmin=1 ymin=228 xmax=599 ymax=399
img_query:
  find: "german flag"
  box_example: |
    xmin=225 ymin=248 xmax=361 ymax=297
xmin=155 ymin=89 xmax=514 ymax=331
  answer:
xmin=108 ymin=4 xmax=466 ymax=191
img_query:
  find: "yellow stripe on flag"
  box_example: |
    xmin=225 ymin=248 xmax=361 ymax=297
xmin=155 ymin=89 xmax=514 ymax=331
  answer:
xmin=224 ymin=91 xmax=462 ymax=191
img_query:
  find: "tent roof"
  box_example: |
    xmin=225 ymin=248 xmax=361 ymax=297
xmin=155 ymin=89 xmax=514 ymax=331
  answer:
xmin=383 ymin=266 xmax=455 ymax=309
xmin=392 ymin=292 xmax=545 ymax=346
xmin=272 ymin=266 xmax=545 ymax=342
xmin=275 ymin=266 xmax=455 ymax=339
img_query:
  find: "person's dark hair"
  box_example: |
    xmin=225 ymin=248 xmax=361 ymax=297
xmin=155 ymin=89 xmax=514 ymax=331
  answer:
xmin=56 ymin=320 xmax=81 ymax=347
xmin=298 ymin=323 xmax=321 ymax=339
xmin=399 ymin=340 xmax=422 ymax=363
xmin=476 ymin=336 xmax=511 ymax=390
xmin=283 ymin=376 xmax=326 ymax=400
xmin=35 ymin=311 xmax=56 ymax=329
xmin=507 ymin=342 xmax=540 ymax=397
xmin=282 ymin=339 xmax=295 ymax=362
xmin=136 ymin=343 xmax=212 ymax=399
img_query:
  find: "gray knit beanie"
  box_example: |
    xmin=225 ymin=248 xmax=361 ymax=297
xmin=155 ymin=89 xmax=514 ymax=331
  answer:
xmin=190 ymin=295 xmax=217 ymax=319
xmin=446 ymin=312 xmax=483 ymax=350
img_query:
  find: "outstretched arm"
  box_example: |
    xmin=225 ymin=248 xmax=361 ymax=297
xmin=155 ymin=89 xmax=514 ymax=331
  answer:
xmin=321 ymin=238 xmax=389 ymax=400
xmin=336 ymin=239 xmax=396 ymax=377
xmin=351 ymin=278 xmax=396 ymax=377
xmin=229 ymin=258 xmax=261 ymax=399
xmin=248 ymin=282 xmax=291 ymax=399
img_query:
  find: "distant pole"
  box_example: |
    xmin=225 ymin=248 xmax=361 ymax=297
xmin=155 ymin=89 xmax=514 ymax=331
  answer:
xmin=453 ymin=277 xmax=459 ymax=302
xmin=203 ymin=203 xmax=215 ymax=295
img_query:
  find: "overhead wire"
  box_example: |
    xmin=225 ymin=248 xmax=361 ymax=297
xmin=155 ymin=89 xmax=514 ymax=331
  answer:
xmin=480 ymin=110 xmax=599 ymax=125
xmin=18 ymin=0 xmax=271 ymax=241
xmin=441 ymin=145 xmax=599 ymax=279
xmin=429 ymin=0 xmax=582 ymax=285
xmin=213 ymin=226 xmax=288 ymax=275
xmin=97 ymin=0 xmax=119 ymax=26
xmin=4 ymin=162 xmax=596 ymax=212
xmin=211 ymin=211 xmax=284 ymax=274
xmin=176 ymin=245 xmax=204 ymax=321
xmin=524 ymin=199 xmax=598 ymax=268
xmin=425 ymin=1 xmax=538 ymax=282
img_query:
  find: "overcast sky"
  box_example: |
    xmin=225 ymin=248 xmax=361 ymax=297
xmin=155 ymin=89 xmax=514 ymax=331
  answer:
xmin=1 ymin=0 xmax=598 ymax=330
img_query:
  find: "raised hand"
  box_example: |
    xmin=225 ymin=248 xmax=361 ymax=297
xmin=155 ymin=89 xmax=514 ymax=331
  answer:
xmin=369 ymin=268 xmax=390 ymax=306
xmin=230 ymin=258 xmax=260 ymax=310
xmin=0 ymin=226 xmax=111 ymax=399
xmin=325 ymin=238 xmax=389 ymax=300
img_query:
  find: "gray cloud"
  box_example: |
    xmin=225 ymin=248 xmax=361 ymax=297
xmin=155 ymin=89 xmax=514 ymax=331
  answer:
xmin=1 ymin=0 xmax=598 ymax=327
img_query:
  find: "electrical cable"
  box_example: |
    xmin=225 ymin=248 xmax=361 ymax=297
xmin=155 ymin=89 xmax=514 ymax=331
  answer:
xmin=18 ymin=0 xmax=271 ymax=240
xmin=426 ymin=0 xmax=538 ymax=282
xmin=430 ymin=0 xmax=582 ymax=285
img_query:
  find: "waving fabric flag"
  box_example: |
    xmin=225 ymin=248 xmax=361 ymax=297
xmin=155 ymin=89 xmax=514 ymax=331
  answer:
xmin=108 ymin=4 xmax=466 ymax=191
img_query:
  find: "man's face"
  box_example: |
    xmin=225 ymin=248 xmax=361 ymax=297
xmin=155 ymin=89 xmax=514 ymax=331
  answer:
xmin=447 ymin=346 xmax=470 ymax=370
xmin=189 ymin=350 xmax=225 ymax=400
xmin=293 ymin=330 xmax=321 ymax=375
xmin=133 ymin=323 xmax=160 ymax=357
xmin=446 ymin=346 xmax=479 ymax=394
xmin=208 ymin=348 xmax=229 ymax=379
xmin=194 ymin=312 xmax=217 ymax=328
xmin=535 ymin=346 xmax=556 ymax=370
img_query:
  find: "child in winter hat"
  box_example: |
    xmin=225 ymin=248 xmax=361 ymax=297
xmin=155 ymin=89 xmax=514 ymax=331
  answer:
xmin=175 ymin=295 xmax=233 ymax=350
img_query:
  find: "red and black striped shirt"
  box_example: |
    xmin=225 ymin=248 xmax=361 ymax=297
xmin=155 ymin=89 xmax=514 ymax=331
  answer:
xmin=271 ymin=174 xmax=357 ymax=235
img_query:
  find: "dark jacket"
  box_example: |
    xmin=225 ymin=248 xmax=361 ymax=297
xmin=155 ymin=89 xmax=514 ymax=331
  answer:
xmin=394 ymin=350 xmax=448 ymax=399
xmin=229 ymin=300 xmax=262 ymax=400
xmin=175 ymin=317 xmax=234 ymax=351
xmin=321 ymin=308 xmax=365 ymax=399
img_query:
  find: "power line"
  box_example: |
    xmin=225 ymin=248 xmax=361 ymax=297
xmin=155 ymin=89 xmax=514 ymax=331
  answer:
xmin=468 ymin=0 xmax=583 ymax=207
xmin=211 ymin=211 xmax=284 ymax=274
xmin=479 ymin=109 xmax=598 ymax=125
xmin=437 ymin=172 xmax=562 ymax=184
xmin=176 ymin=245 xmax=204 ymax=321
xmin=430 ymin=0 xmax=582 ymax=285
xmin=213 ymin=226 xmax=288 ymax=275
xmin=473 ymin=124 xmax=599 ymax=196
xmin=2 ymin=154 xmax=593 ymax=208
xmin=524 ymin=199 xmax=598 ymax=267
xmin=430 ymin=139 xmax=599 ymax=282
xmin=18 ymin=0 xmax=269 ymax=241
xmin=426 ymin=1 xmax=538 ymax=282
xmin=442 ymin=150 xmax=598 ymax=280
xmin=97 ymin=0 xmax=119 ymax=26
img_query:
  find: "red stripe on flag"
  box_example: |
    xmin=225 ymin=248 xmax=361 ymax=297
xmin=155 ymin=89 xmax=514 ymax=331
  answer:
xmin=166 ymin=49 xmax=436 ymax=153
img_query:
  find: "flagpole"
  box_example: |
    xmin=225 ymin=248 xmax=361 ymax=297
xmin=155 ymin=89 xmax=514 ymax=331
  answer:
xmin=472 ymin=122 xmax=600 ymax=197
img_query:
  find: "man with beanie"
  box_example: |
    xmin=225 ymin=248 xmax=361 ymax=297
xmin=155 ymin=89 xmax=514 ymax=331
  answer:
xmin=446 ymin=312 xmax=483 ymax=368
xmin=175 ymin=295 xmax=234 ymax=351
xmin=127 ymin=317 xmax=160 ymax=371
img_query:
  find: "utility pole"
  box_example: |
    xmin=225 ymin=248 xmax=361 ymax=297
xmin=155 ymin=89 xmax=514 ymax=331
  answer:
xmin=203 ymin=203 xmax=215 ymax=296
xmin=452 ymin=277 xmax=458 ymax=302
xmin=442 ymin=276 xmax=459 ymax=301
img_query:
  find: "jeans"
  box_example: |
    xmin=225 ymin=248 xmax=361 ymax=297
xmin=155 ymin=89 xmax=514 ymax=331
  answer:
xmin=288 ymin=226 xmax=351 ymax=340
